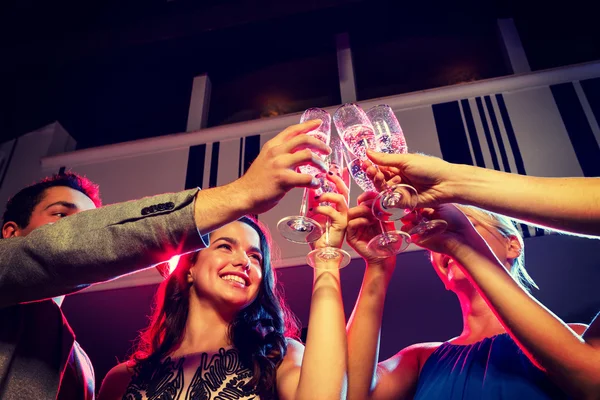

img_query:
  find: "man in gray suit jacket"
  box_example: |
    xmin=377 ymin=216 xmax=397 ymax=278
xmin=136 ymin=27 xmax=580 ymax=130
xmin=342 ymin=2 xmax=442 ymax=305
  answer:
xmin=0 ymin=120 xmax=328 ymax=400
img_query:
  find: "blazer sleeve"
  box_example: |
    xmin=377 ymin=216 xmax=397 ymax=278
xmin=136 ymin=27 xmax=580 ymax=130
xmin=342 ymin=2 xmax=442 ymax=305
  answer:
xmin=0 ymin=188 xmax=208 ymax=308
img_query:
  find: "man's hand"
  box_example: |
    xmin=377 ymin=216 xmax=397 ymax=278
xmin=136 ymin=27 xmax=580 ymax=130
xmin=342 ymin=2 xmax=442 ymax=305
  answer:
xmin=235 ymin=120 xmax=331 ymax=215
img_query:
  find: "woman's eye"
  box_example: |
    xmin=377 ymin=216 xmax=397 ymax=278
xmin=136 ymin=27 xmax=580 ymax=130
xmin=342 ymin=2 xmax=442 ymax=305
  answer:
xmin=53 ymin=213 xmax=67 ymax=218
xmin=250 ymin=254 xmax=262 ymax=262
xmin=217 ymin=243 xmax=232 ymax=250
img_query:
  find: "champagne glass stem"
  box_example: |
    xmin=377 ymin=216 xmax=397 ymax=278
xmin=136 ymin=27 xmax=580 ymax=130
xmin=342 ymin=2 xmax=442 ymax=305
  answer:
xmin=325 ymin=217 xmax=331 ymax=247
xmin=299 ymin=188 xmax=310 ymax=217
xmin=379 ymin=221 xmax=390 ymax=244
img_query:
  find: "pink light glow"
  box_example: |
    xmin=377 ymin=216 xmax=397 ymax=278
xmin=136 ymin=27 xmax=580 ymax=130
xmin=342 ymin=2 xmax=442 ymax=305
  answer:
xmin=168 ymin=255 xmax=180 ymax=275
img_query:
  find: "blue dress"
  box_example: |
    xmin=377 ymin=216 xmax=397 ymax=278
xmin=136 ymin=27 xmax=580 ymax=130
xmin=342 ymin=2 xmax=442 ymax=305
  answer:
xmin=413 ymin=333 xmax=568 ymax=399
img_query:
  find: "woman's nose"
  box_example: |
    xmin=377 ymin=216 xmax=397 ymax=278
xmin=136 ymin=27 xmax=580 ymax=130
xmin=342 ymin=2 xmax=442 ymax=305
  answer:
xmin=234 ymin=252 xmax=251 ymax=270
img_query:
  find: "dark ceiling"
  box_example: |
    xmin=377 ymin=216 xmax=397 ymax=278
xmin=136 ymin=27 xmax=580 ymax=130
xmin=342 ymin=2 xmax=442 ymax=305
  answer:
xmin=0 ymin=0 xmax=597 ymax=147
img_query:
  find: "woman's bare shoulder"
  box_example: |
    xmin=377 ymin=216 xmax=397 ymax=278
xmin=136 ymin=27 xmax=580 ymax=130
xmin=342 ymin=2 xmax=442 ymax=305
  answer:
xmin=97 ymin=361 xmax=136 ymax=400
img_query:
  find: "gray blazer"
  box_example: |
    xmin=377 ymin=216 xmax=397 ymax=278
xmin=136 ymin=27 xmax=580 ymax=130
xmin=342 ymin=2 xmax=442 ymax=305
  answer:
xmin=0 ymin=189 xmax=207 ymax=400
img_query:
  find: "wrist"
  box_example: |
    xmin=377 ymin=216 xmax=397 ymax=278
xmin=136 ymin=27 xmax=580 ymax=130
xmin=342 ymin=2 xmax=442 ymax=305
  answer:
xmin=313 ymin=261 xmax=344 ymax=274
xmin=443 ymin=163 xmax=475 ymax=204
xmin=363 ymin=262 xmax=394 ymax=294
xmin=226 ymin=179 xmax=254 ymax=214
xmin=444 ymin=232 xmax=495 ymax=265
xmin=365 ymin=258 xmax=395 ymax=279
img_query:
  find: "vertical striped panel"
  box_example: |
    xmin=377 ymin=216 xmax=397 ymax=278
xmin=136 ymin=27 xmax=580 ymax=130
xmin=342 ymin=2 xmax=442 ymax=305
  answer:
xmin=432 ymin=101 xmax=474 ymax=165
xmin=578 ymin=78 xmax=600 ymax=147
xmin=484 ymin=96 xmax=512 ymax=172
xmin=184 ymin=144 xmax=206 ymax=189
xmin=475 ymin=97 xmax=501 ymax=171
xmin=202 ymin=143 xmax=213 ymax=190
xmin=580 ymin=77 xmax=600 ymax=128
xmin=495 ymin=94 xmax=527 ymax=175
xmin=469 ymin=98 xmax=496 ymax=169
xmin=460 ymin=99 xmax=486 ymax=167
xmin=457 ymin=101 xmax=477 ymax=166
xmin=489 ymin=96 xmax=519 ymax=174
xmin=209 ymin=142 xmax=220 ymax=188
xmin=243 ymin=135 xmax=261 ymax=174
xmin=215 ymin=139 xmax=241 ymax=186
xmin=455 ymin=96 xmax=538 ymax=238
xmin=238 ymin=138 xmax=244 ymax=178
xmin=551 ymin=83 xmax=600 ymax=177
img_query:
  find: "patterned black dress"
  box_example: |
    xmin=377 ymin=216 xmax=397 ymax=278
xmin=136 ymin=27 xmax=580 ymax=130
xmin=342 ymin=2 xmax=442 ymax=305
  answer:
xmin=123 ymin=347 xmax=259 ymax=400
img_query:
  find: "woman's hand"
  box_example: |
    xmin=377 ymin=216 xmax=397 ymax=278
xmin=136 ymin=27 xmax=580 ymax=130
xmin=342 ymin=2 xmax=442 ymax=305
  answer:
xmin=307 ymin=172 xmax=349 ymax=250
xmin=363 ymin=151 xmax=456 ymax=208
xmin=346 ymin=191 xmax=397 ymax=265
xmin=402 ymin=204 xmax=482 ymax=256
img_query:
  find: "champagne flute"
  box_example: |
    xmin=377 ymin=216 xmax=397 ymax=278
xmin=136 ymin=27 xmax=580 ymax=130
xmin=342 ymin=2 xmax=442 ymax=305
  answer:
xmin=334 ymin=103 xmax=410 ymax=256
xmin=343 ymin=148 xmax=411 ymax=257
xmin=277 ymin=108 xmax=329 ymax=243
xmin=367 ymin=105 xmax=418 ymax=221
xmin=306 ymin=136 xmax=351 ymax=269
xmin=367 ymin=105 xmax=447 ymax=239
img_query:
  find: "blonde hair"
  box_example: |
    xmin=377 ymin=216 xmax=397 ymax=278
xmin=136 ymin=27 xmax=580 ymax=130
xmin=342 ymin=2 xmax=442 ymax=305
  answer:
xmin=455 ymin=205 xmax=538 ymax=292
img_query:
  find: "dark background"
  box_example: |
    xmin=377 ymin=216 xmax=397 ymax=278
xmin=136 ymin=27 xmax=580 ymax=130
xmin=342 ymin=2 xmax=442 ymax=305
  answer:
xmin=1 ymin=0 xmax=599 ymax=148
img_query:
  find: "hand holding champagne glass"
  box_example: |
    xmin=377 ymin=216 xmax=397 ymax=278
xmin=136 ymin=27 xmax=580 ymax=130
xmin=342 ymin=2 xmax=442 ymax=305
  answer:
xmin=335 ymin=103 xmax=411 ymax=257
xmin=277 ymin=108 xmax=331 ymax=243
xmin=306 ymin=136 xmax=352 ymax=268
xmin=366 ymin=104 xmax=447 ymax=240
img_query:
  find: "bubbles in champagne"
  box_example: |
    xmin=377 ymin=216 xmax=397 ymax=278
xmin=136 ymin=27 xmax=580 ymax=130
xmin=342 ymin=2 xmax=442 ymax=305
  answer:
xmin=317 ymin=175 xmax=338 ymax=194
xmin=342 ymin=124 xmax=376 ymax=160
xmin=309 ymin=130 xmax=329 ymax=145
xmin=299 ymin=130 xmax=329 ymax=176
xmin=378 ymin=133 xmax=407 ymax=154
xmin=348 ymin=158 xmax=376 ymax=192
xmin=299 ymin=165 xmax=323 ymax=177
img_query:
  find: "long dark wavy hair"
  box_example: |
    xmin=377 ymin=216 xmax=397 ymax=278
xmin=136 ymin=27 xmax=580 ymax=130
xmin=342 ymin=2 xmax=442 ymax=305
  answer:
xmin=130 ymin=216 xmax=300 ymax=398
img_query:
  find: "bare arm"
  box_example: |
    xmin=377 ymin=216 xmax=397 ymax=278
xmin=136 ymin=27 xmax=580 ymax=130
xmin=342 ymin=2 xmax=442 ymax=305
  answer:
xmin=345 ymin=192 xmax=421 ymax=400
xmin=0 ymin=120 xmax=331 ymax=307
xmin=366 ymin=151 xmax=600 ymax=237
xmin=413 ymin=205 xmax=600 ymax=399
xmin=451 ymin=165 xmax=600 ymax=237
xmin=0 ymin=189 xmax=205 ymax=307
xmin=277 ymin=189 xmax=348 ymax=400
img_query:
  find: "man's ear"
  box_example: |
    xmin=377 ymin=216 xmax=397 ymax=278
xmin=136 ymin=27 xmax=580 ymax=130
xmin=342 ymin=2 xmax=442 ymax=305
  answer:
xmin=2 ymin=221 xmax=21 ymax=238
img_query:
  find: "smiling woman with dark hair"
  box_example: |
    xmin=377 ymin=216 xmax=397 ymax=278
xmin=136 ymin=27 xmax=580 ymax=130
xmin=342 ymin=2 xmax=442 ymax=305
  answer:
xmin=99 ymin=175 xmax=350 ymax=400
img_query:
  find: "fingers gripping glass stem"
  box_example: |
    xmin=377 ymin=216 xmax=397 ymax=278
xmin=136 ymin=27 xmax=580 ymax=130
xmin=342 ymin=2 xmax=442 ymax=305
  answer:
xmin=278 ymin=188 xmax=323 ymax=244
xmin=307 ymin=138 xmax=351 ymax=269
xmin=278 ymin=108 xmax=331 ymax=244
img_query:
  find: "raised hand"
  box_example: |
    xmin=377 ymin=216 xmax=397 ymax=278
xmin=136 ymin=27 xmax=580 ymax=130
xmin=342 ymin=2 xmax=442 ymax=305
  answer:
xmin=364 ymin=150 xmax=457 ymax=208
xmin=401 ymin=204 xmax=481 ymax=256
xmin=235 ymin=120 xmax=331 ymax=215
xmin=307 ymin=172 xmax=350 ymax=250
xmin=347 ymin=191 xmax=396 ymax=265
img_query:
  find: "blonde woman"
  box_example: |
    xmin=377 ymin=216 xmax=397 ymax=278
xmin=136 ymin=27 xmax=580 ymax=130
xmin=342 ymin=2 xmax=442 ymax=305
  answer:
xmin=346 ymin=193 xmax=598 ymax=399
